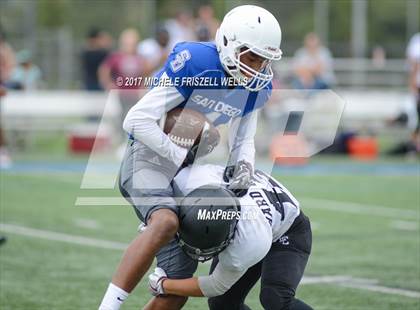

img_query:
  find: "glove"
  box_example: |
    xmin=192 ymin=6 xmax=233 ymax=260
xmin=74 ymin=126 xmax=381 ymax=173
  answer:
xmin=181 ymin=121 xmax=221 ymax=167
xmin=148 ymin=267 xmax=168 ymax=296
xmin=223 ymin=160 xmax=253 ymax=197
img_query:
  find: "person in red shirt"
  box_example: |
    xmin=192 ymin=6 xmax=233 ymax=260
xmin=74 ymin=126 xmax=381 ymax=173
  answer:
xmin=99 ymin=28 xmax=151 ymax=126
xmin=0 ymin=27 xmax=15 ymax=169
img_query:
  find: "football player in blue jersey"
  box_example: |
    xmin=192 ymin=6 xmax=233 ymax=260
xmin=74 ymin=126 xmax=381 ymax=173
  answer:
xmin=99 ymin=5 xmax=282 ymax=310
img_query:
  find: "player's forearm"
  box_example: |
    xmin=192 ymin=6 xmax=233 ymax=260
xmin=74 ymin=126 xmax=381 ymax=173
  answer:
xmin=228 ymin=111 xmax=258 ymax=166
xmin=122 ymin=82 xmax=187 ymax=165
xmin=124 ymin=116 xmax=187 ymax=166
xmin=162 ymin=277 xmax=204 ymax=297
xmin=229 ymin=139 xmax=255 ymax=166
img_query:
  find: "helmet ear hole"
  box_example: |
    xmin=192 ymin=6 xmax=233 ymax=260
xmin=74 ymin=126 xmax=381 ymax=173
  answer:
xmin=223 ymin=36 xmax=228 ymax=46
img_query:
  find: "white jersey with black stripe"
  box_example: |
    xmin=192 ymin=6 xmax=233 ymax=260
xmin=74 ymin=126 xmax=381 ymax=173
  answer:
xmin=175 ymin=164 xmax=300 ymax=244
xmin=174 ymin=164 xmax=301 ymax=297
xmin=241 ymin=169 xmax=301 ymax=243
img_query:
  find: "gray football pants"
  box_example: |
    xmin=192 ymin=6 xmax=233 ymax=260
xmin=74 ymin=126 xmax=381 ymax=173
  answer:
xmin=118 ymin=139 xmax=197 ymax=278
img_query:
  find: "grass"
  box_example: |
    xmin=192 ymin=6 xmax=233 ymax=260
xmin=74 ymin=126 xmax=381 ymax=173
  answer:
xmin=0 ymin=158 xmax=419 ymax=309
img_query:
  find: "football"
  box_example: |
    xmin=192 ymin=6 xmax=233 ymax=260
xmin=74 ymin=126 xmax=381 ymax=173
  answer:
xmin=164 ymin=108 xmax=220 ymax=155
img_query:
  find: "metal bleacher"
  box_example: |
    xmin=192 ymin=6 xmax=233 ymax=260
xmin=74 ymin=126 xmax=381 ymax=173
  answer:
xmin=274 ymin=57 xmax=408 ymax=90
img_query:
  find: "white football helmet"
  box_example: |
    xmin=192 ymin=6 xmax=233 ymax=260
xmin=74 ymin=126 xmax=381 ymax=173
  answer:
xmin=216 ymin=5 xmax=282 ymax=91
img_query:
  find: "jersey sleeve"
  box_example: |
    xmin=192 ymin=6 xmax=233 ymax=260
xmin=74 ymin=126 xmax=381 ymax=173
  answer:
xmin=162 ymin=42 xmax=221 ymax=99
xmin=219 ymin=210 xmax=272 ymax=271
xmin=162 ymin=43 xmax=195 ymax=99
xmin=227 ymin=110 xmax=258 ymax=166
xmin=225 ymin=83 xmax=271 ymax=164
xmin=123 ymin=73 xmax=188 ymax=165
xmin=198 ymin=209 xmax=272 ymax=297
xmin=198 ymin=262 xmax=248 ymax=297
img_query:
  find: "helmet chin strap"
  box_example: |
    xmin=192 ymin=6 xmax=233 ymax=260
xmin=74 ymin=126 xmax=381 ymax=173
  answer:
xmin=222 ymin=47 xmax=273 ymax=91
xmin=220 ymin=51 xmax=272 ymax=91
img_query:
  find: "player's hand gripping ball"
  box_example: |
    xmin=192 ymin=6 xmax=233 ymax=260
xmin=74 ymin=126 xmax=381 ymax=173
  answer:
xmin=164 ymin=108 xmax=220 ymax=166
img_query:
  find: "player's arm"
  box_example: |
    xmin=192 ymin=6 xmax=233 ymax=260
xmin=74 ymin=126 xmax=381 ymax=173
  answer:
xmin=227 ymin=110 xmax=258 ymax=167
xmin=162 ymin=277 xmax=203 ymax=297
xmin=149 ymin=263 xmax=246 ymax=298
xmin=224 ymin=111 xmax=258 ymax=195
xmin=164 ymin=265 xmax=246 ymax=297
xmin=123 ymin=73 xmax=188 ymax=166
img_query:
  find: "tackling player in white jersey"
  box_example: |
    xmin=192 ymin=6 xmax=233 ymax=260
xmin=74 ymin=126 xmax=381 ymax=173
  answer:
xmin=148 ymin=164 xmax=313 ymax=310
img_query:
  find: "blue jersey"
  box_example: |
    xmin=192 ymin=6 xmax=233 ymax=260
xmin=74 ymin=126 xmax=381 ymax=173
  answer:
xmin=156 ymin=42 xmax=272 ymax=127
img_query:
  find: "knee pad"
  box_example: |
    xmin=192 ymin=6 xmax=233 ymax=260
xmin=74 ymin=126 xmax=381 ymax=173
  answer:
xmin=208 ymin=297 xmax=241 ymax=310
xmin=260 ymin=285 xmax=293 ymax=310
xmin=154 ymin=295 xmax=187 ymax=309
xmin=208 ymin=297 xmax=225 ymax=310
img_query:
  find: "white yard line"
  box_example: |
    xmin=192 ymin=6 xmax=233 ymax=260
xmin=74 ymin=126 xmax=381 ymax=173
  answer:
xmin=4 ymin=172 xmax=82 ymax=184
xmin=7 ymin=172 xmax=419 ymax=221
xmin=390 ymin=220 xmax=419 ymax=231
xmin=0 ymin=223 xmax=127 ymax=250
xmin=75 ymin=196 xmax=419 ymax=222
xmin=302 ymin=198 xmax=419 ymax=220
xmin=1 ymin=223 xmax=419 ymax=299
xmin=73 ymin=218 xmax=101 ymax=230
xmin=309 ymin=221 xmax=320 ymax=231
xmin=301 ymin=275 xmax=357 ymax=284
xmin=340 ymin=282 xmax=420 ymax=299
xmin=302 ymin=275 xmax=420 ymax=299
xmin=75 ymin=197 xmax=130 ymax=206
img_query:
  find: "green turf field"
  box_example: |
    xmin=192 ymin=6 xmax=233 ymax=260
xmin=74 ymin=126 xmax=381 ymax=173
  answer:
xmin=1 ymin=159 xmax=419 ymax=309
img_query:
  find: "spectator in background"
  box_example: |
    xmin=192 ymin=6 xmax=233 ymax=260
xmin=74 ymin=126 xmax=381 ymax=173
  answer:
xmin=7 ymin=50 xmax=42 ymax=90
xmin=0 ymin=30 xmax=14 ymax=86
xmin=81 ymin=28 xmax=112 ymax=91
xmin=371 ymin=45 xmax=386 ymax=69
xmin=406 ymin=33 xmax=420 ymax=153
xmin=196 ymin=24 xmax=211 ymax=42
xmin=196 ymin=5 xmax=220 ymax=40
xmin=165 ymin=10 xmax=196 ymax=49
xmin=386 ymin=33 xmax=420 ymax=156
xmin=0 ymin=81 xmax=8 ymax=245
xmin=98 ymin=28 xmax=150 ymax=133
xmin=292 ymin=32 xmax=334 ymax=90
xmin=0 ymin=27 xmax=15 ymax=169
xmin=137 ymin=25 xmax=170 ymax=74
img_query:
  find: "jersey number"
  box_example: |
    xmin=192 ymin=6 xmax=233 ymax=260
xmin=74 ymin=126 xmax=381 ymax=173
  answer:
xmin=170 ymin=50 xmax=191 ymax=73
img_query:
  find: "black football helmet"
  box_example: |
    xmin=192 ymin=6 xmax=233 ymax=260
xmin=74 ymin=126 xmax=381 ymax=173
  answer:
xmin=177 ymin=186 xmax=240 ymax=262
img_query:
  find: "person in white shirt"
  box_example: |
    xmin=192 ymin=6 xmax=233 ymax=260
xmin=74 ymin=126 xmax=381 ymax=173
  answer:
xmin=148 ymin=164 xmax=313 ymax=310
xmin=292 ymin=32 xmax=334 ymax=90
xmin=407 ymin=33 xmax=420 ymax=152
xmin=165 ymin=10 xmax=196 ymax=50
xmin=137 ymin=25 xmax=170 ymax=73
